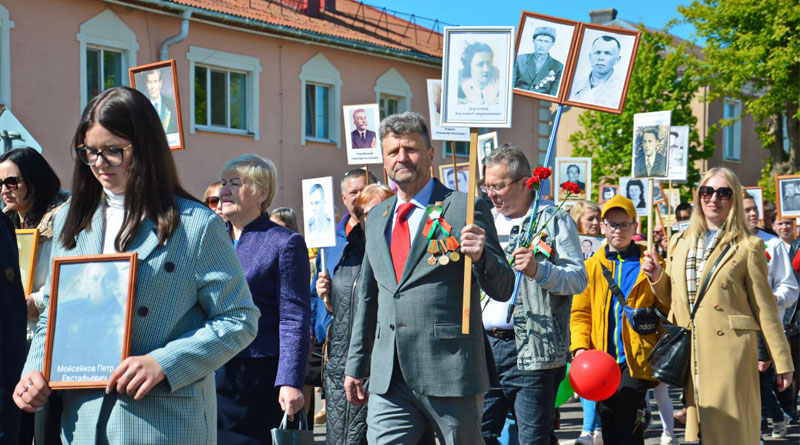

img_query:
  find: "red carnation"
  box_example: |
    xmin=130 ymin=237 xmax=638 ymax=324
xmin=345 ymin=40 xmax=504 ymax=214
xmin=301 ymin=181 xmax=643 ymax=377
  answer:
xmin=526 ymin=176 xmax=540 ymax=190
xmin=561 ymin=181 xmax=582 ymax=195
xmin=533 ymin=167 xmax=552 ymax=180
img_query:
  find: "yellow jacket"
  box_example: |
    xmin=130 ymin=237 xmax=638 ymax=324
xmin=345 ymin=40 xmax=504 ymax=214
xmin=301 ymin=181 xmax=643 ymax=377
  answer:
xmin=570 ymin=243 xmax=669 ymax=380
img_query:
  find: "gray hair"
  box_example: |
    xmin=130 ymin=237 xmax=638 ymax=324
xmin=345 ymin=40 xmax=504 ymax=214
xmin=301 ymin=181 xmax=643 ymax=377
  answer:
xmin=379 ymin=112 xmax=432 ymax=149
xmin=221 ymin=154 xmax=278 ymax=212
xmin=340 ymin=168 xmax=378 ymax=190
xmin=483 ymin=144 xmax=532 ymax=180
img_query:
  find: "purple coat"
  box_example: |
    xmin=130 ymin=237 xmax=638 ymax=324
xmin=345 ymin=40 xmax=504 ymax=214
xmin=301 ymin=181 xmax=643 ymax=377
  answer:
xmin=235 ymin=212 xmax=311 ymax=388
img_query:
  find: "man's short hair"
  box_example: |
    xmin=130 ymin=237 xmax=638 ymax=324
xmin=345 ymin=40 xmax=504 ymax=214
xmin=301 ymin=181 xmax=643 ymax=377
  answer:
xmin=146 ymin=69 xmax=162 ymax=81
xmin=353 ymin=108 xmax=366 ymax=119
xmin=743 ymin=191 xmax=755 ymax=202
xmin=380 ymin=112 xmax=433 ymax=149
xmin=642 ymin=127 xmax=660 ymax=141
xmin=483 ymin=144 xmax=532 ymax=180
xmin=340 ymin=168 xmax=378 ymax=190
xmin=675 ymin=202 xmax=692 ymax=217
xmin=592 ymin=35 xmax=621 ymax=51
xmin=310 ymin=183 xmax=325 ymax=199
xmin=567 ymin=164 xmax=580 ymax=174
xmin=670 ymin=130 xmax=679 ymax=138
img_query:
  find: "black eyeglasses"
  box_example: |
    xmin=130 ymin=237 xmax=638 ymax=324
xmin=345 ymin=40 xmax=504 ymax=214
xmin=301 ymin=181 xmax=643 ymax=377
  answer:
xmin=698 ymin=186 xmax=733 ymax=201
xmin=603 ymin=220 xmax=634 ymax=232
xmin=75 ymin=144 xmax=131 ymax=167
xmin=205 ymin=196 xmax=220 ymax=209
xmin=480 ymin=177 xmax=524 ymax=194
xmin=0 ymin=176 xmax=22 ymax=190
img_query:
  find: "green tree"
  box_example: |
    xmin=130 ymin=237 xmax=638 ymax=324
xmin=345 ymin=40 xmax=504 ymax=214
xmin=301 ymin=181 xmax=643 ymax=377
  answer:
xmin=569 ymin=26 xmax=714 ymax=200
xmin=680 ymin=0 xmax=800 ymax=177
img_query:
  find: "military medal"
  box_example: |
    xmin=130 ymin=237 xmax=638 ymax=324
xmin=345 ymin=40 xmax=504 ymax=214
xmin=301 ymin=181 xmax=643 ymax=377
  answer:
xmin=438 ymin=255 xmax=450 ymax=265
xmin=427 ymin=256 xmax=437 ymax=266
xmin=421 ymin=202 xmax=462 ymax=266
xmin=450 ymin=251 xmax=460 ymax=262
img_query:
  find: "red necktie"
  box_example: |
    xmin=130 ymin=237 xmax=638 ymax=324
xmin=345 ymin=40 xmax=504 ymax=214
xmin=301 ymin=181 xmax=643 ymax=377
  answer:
xmin=391 ymin=203 xmax=415 ymax=283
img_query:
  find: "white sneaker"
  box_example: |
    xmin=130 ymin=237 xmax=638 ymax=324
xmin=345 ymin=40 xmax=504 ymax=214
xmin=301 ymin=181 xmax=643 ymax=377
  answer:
xmin=574 ymin=431 xmax=593 ymax=445
xmin=660 ymin=431 xmax=678 ymax=444
xmin=772 ymin=420 xmax=787 ymax=438
xmin=593 ymin=430 xmax=603 ymax=445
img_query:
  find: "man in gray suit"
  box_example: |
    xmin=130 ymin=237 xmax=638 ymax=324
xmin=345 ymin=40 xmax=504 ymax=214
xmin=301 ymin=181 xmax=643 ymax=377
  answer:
xmin=344 ymin=112 xmax=515 ymax=444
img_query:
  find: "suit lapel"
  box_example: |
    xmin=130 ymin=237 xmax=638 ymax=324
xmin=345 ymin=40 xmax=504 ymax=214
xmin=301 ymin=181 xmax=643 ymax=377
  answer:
xmin=375 ymin=196 xmax=396 ymax=283
xmin=127 ymin=217 xmax=161 ymax=260
xmin=397 ymin=181 xmax=452 ymax=288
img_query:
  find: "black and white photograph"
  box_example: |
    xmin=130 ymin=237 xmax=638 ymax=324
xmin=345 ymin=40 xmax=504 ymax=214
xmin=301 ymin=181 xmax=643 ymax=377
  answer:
xmin=129 ymin=59 xmax=184 ymax=150
xmin=564 ymin=24 xmax=640 ymax=114
xmin=302 ymin=176 xmax=337 ymax=248
xmin=513 ymin=12 xmax=579 ymax=102
xmin=426 ymin=79 xmax=470 ymax=142
xmin=477 ymin=131 xmax=498 ymax=179
xmin=441 ymin=27 xmax=515 ymax=128
xmin=619 ymin=176 xmax=650 ymax=216
xmin=554 ymin=157 xmax=591 ymax=202
xmin=579 ymin=235 xmax=605 ymax=261
xmin=440 ymin=163 xmax=470 ymax=193
xmin=597 ymin=184 xmax=618 ymax=205
xmin=342 ymin=104 xmax=383 ymax=165
xmin=744 ymin=186 xmax=764 ymax=219
xmin=44 ymin=253 xmax=136 ymax=388
xmin=667 ymin=125 xmax=689 ymax=182
xmin=632 ymin=110 xmax=672 ymax=178
xmin=776 ymin=176 xmax=800 ymax=218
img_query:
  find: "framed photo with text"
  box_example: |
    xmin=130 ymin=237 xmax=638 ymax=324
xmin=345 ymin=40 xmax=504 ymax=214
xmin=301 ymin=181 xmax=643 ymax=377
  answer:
xmin=129 ymin=60 xmax=185 ymax=150
xmin=342 ymin=103 xmax=383 ymax=165
xmin=15 ymin=229 xmax=39 ymax=295
xmin=554 ymin=157 xmax=591 ymax=202
xmin=426 ymin=79 xmax=471 ymax=141
xmin=44 ymin=253 xmax=137 ymax=389
xmin=776 ymin=176 xmax=800 ymax=219
xmin=631 ymin=110 xmax=672 ymax=179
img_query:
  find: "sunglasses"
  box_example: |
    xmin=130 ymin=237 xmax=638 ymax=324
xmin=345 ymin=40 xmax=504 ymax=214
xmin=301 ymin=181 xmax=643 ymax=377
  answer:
xmin=75 ymin=144 xmax=131 ymax=167
xmin=0 ymin=176 xmax=23 ymax=190
xmin=205 ymin=196 xmax=220 ymax=209
xmin=698 ymin=186 xmax=733 ymax=201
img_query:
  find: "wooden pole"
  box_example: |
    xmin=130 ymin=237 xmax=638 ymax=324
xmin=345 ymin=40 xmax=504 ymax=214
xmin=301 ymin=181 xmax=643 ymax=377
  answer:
xmin=364 ymin=165 xmax=370 ymax=185
xmin=383 ymin=167 xmax=388 ymax=184
xmin=647 ymin=178 xmax=654 ymax=252
xmin=451 ymin=141 xmax=459 ymax=191
xmin=667 ymin=180 xmax=673 ymax=238
xmin=462 ymin=128 xmax=479 ymax=335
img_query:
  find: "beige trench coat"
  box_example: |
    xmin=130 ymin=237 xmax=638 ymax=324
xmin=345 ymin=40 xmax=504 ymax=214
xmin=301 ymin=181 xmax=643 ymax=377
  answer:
xmin=652 ymin=233 xmax=793 ymax=444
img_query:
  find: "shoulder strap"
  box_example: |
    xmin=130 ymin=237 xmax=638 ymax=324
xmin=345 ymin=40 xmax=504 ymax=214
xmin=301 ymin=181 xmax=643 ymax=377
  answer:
xmin=690 ymin=244 xmax=732 ymax=320
xmin=600 ymin=263 xmax=628 ymax=307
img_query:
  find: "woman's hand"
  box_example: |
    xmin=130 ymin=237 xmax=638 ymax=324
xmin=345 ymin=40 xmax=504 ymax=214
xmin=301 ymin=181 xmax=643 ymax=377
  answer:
xmin=106 ymin=355 xmax=166 ymax=400
xmin=279 ymin=386 xmax=305 ymax=421
xmin=511 ymin=247 xmax=538 ymax=279
xmin=777 ymin=372 xmax=793 ymax=392
xmin=13 ymin=371 xmax=51 ymax=413
xmin=25 ymin=295 xmax=39 ymax=320
xmin=316 ymin=272 xmax=331 ymax=299
xmin=642 ymin=247 xmax=662 ymax=283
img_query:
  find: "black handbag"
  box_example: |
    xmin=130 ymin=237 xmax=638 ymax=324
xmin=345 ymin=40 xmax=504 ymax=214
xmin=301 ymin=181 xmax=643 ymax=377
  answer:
xmin=600 ymin=264 xmax=659 ymax=335
xmin=647 ymin=244 xmax=731 ymax=387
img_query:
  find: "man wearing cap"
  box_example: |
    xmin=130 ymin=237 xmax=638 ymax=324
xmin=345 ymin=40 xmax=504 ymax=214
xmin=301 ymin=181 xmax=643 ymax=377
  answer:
xmin=570 ymin=195 xmax=670 ymax=445
xmin=513 ymin=26 xmax=564 ymax=96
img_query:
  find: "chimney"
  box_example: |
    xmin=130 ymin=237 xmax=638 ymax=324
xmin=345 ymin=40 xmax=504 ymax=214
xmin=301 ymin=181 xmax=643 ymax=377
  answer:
xmin=306 ymin=0 xmax=321 ymax=18
xmin=589 ymin=8 xmax=618 ymax=25
xmin=324 ymin=0 xmax=336 ymax=13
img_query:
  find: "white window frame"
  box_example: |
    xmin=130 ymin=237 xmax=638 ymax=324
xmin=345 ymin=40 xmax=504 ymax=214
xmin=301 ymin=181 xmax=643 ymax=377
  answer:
xmin=0 ymin=4 xmax=14 ymax=107
xmin=300 ymin=53 xmax=341 ymax=147
xmin=374 ymin=68 xmax=412 ymax=115
xmin=722 ymin=99 xmax=742 ymax=161
xmin=187 ymin=46 xmax=261 ymax=139
xmin=77 ymin=10 xmax=138 ymax=110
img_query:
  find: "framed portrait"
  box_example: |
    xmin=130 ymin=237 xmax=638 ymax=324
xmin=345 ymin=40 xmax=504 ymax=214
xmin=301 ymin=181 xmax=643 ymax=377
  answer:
xmin=667 ymin=125 xmax=689 ymax=182
xmin=631 ymin=110 xmax=672 ymax=179
xmin=554 ymin=157 xmax=591 ymax=202
xmin=426 ymin=79 xmax=470 ymax=142
xmin=439 ymin=162 xmax=471 ymax=193
xmin=579 ymin=235 xmax=605 ymax=261
xmin=302 ymin=176 xmax=337 ymax=248
xmin=15 ymin=229 xmax=39 ymax=295
xmin=477 ymin=132 xmax=498 ymax=179
xmin=513 ymin=12 xmax=580 ymax=102
xmin=342 ymin=103 xmax=383 ymax=165
xmin=597 ymin=184 xmax=618 ymax=205
xmin=744 ymin=186 xmax=764 ymax=219
xmin=129 ymin=60 xmax=185 ymax=150
xmin=653 ymin=181 xmax=673 ymax=216
xmin=441 ymin=26 xmax=515 ymax=128
xmin=619 ymin=176 xmax=649 ymax=217
xmin=563 ymin=24 xmax=641 ymax=114
xmin=776 ymin=175 xmax=800 ymax=219
xmin=43 ymin=253 xmax=137 ymax=388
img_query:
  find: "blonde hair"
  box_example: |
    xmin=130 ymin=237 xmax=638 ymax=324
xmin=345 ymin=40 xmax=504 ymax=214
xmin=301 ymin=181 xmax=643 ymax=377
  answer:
xmin=221 ymin=154 xmax=277 ymax=212
xmin=569 ymin=200 xmax=601 ymax=232
xmin=687 ymin=167 xmax=752 ymax=245
xmin=203 ymin=181 xmax=222 ymax=202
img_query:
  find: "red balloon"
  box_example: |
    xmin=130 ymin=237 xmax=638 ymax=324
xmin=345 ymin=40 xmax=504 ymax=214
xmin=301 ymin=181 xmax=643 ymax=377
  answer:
xmin=569 ymin=350 xmax=621 ymax=401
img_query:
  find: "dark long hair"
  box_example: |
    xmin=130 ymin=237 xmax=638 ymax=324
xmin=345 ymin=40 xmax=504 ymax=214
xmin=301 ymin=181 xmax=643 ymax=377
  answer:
xmin=60 ymin=87 xmax=194 ymax=250
xmin=0 ymin=147 xmax=62 ymax=228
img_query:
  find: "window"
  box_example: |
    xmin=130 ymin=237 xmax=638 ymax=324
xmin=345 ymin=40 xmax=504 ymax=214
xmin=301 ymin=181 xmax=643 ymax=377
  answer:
xmin=77 ymin=10 xmax=138 ymax=109
xmin=0 ymin=4 xmax=13 ymax=106
xmin=444 ymin=141 xmax=469 ymax=158
xmin=379 ymin=94 xmax=401 ymax=120
xmin=722 ymin=99 xmax=741 ymax=161
xmin=300 ymin=53 xmax=341 ymax=146
xmin=374 ymin=68 xmax=412 ymax=118
xmin=187 ymin=47 xmax=261 ymax=138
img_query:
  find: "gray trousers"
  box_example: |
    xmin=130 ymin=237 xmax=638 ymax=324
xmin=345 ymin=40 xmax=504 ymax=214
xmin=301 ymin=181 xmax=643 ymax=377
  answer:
xmin=366 ymin=361 xmax=484 ymax=445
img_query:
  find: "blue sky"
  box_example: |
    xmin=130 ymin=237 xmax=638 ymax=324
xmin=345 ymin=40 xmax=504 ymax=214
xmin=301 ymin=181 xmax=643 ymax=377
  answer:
xmin=374 ymin=0 xmax=699 ymax=43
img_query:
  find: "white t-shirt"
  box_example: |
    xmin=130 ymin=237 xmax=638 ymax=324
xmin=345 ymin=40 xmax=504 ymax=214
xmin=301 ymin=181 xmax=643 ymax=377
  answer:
xmin=482 ymin=211 xmax=527 ymax=330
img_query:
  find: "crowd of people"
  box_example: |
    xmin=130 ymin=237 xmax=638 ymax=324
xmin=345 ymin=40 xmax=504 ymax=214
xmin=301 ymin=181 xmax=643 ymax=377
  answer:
xmin=0 ymin=87 xmax=798 ymax=445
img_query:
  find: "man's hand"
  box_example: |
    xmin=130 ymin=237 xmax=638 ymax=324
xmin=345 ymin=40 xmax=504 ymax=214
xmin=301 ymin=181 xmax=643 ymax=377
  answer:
xmin=106 ymin=355 xmax=166 ymax=400
xmin=344 ymin=375 xmax=369 ymax=407
xmin=777 ymin=372 xmax=793 ymax=392
xmin=316 ymin=272 xmax=331 ymax=299
xmin=512 ymin=247 xmax=538 ymax=278
xmin=758 ymin=360 xmax=772 ymax=373
xmin=642 ymin=247 xmax=662 ymax=283
xmin=461 ymin=224 xmax=486 ymax=264
xmin=13 ymin=371 xmax=51 ymax=413
xmin=279 ymin=386 xmax=305 ymax=421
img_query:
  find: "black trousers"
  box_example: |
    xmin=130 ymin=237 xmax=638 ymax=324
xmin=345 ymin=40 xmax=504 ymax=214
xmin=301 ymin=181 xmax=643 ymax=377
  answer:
xmin=597 ymin=362 xmax=650 ymax=445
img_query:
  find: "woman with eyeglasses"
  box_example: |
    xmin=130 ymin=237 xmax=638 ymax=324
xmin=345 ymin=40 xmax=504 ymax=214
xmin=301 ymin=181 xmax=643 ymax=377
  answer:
xmin=643 ymin=167 xmax=793 ymax=444
xmin=13 ymin=86 xmax=259 ymax=443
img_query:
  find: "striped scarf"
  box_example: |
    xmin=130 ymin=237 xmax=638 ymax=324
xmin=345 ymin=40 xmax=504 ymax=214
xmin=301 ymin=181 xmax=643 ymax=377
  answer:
xmin=685 ymin=230 xmax=721 ymax=310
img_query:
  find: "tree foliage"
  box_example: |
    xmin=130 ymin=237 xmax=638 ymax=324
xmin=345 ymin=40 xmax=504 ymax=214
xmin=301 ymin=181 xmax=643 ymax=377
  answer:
xmin=679 ymin=0 xmax=800 ymax=176
xmin=569 ymin=26 xmax=713 ymax=199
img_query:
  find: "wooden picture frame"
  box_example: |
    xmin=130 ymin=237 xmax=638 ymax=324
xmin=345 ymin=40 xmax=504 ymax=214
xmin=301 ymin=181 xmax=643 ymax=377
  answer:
xmin=776 ymin=175 xmax=800 ymax=219
xmin=43 ymin=253 xmax=137 ymax=389
xmin=597 ymin=184 xmax=619 ymax=205
xmin=512 ymin=12 xmax=581 ymax=103
xmin=129 ymin=59 xmax=185 ymax=150
xmin=15 ymin=229 xmax=39 ymax=295
xmin=562 ymin=23 xmax=641 ymax=114
xmin=440 ymin=162 xmax=471 ymax=193
xmin=477 ymin=132 xmax=498 ymax=179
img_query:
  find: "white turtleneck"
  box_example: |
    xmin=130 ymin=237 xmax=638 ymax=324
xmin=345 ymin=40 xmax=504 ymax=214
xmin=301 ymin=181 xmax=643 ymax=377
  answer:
xmin=103 ymin=189 xmax=125 ymax=254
